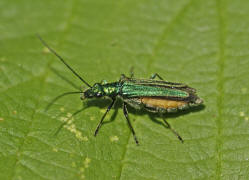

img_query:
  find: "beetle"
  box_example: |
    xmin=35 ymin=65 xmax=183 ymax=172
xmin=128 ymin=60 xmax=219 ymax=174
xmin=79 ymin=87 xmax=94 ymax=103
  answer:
xmin=38 ymin=35 xmax=203 ymax=145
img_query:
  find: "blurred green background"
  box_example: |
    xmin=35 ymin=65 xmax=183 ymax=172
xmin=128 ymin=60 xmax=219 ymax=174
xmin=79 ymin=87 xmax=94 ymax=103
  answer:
xmin=0 ymin=0 xmax=249 ymax=179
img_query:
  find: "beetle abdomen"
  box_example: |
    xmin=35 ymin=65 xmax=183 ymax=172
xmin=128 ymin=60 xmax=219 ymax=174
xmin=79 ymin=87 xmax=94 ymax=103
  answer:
xmin=140 ymin=97 xmax=188 ymax=112
xmin=141 ymin=97 xmax=186 ymax=108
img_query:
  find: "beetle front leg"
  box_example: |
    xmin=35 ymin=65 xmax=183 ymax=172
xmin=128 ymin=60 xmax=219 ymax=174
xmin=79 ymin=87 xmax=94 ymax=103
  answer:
xmin=94 ymin=98 xmax=116 ymax=136
xmin=150 ymin=73 xmax=164 ymax=80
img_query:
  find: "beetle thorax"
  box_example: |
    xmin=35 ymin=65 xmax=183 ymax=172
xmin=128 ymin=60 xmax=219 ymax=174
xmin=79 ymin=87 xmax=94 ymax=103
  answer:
xmin=102 ymin=82 xmax=120 ymax=97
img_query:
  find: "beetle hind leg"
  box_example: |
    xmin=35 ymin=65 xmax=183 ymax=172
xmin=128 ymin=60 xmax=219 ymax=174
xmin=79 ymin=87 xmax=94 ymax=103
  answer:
xmin=162 ymin=118 xmax=184 ymax=143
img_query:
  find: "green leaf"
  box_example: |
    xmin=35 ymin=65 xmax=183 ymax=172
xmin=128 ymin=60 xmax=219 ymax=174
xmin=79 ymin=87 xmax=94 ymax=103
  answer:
xmin=1 ymin=0 xmax=249 ymax=179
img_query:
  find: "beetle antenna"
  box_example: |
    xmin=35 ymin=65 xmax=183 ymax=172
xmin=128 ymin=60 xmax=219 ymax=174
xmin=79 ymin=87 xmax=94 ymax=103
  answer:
xmin=45 ymin=91 xmax=83 ymax=112
xmin=37 ymin=34 xmax=92 ymax=88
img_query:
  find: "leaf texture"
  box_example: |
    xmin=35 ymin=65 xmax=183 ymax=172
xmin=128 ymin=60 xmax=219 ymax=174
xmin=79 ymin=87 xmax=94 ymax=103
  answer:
xmin=0 ymin=0 xmax=249 ymax=179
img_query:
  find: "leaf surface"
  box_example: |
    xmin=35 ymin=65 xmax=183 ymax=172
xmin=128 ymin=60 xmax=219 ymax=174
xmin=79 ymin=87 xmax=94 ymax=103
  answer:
xmin=0 ymin=0 xmax=249 ymax=179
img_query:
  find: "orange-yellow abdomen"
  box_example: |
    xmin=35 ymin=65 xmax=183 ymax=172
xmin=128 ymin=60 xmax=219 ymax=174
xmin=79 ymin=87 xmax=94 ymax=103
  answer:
xmin=141 ymin=97 xmax=187 ymax=109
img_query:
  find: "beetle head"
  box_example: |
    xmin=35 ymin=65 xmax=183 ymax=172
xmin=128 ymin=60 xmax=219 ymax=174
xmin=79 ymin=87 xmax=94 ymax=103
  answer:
xmin=81 ymin=83 xmax=105 ymax=99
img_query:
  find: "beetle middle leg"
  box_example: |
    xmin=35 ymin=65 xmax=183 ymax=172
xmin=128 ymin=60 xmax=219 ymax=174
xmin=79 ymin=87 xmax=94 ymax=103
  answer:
xmin=123 ymin=102 xmax=139 ymax=145
xmin=150 ymin=73 xmax=164 ymax=80
xmin=94 ymin=98 xmax=116 ymax=136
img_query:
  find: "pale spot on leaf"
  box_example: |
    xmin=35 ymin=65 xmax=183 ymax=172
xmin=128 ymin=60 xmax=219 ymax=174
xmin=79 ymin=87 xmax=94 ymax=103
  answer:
xmin=72 ymin=162 xmax=76 ymax=167
xmin=110 ymin=135 xmax=119 ymax=142
xmin=84 ymin=157 xmax=91 ymax=168
xmin=60 ymin=107 xmax=65 ymax=112
xmin=239 ymin=111 xmax=245 ymax=117
xmin=43 ymin=47 xmax=50 ymax=54
xmin=241 ymin=88 xmax=247 ymax=94
xmin=52 ymin=148 xmax=58 ymax=152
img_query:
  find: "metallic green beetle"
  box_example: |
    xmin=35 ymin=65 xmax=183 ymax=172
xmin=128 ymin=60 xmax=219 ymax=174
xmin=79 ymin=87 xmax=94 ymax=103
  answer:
xmin=38 ymin=35 xmax=203 ymax=145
